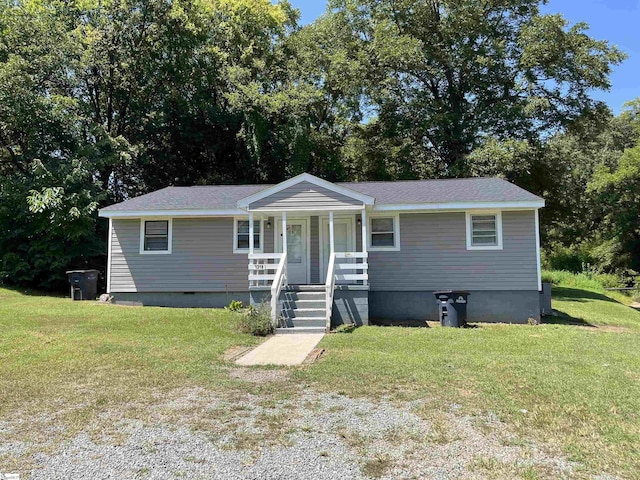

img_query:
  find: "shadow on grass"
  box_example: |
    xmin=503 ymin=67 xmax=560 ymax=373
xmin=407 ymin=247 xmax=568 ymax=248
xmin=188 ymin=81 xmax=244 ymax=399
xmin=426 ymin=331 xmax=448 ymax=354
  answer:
xmin=547 ymin=286 xmax=640 ymax=328
xmin=370 ymin=319 xmax=431 ymax=328
xmin=552 ymin=286 xmax=619 ymax=304
xmin=543 ymin=312 xmax=596 ymax=328
xmin=0 ymin=284 xmax=68 ymax=298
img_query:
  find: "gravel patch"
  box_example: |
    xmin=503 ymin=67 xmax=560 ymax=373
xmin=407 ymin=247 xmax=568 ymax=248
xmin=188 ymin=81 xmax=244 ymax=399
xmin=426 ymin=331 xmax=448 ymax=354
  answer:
xmin=5 ymin=386 xmax=614 ymax=480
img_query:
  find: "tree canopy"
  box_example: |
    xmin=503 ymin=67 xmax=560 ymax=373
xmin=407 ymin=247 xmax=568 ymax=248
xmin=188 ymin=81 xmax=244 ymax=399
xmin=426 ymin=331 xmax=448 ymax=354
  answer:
xmin=0 ymin=0 xmax=634 ymax=289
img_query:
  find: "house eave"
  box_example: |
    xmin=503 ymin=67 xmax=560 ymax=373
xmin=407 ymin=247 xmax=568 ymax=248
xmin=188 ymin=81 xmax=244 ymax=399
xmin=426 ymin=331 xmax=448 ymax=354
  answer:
xmin=98 ymin=200 xmax=545 ymax=218
xmin=372 ymin=200 xmax=545 ymax=212
xmin=98 ymin=208 xmax=246 ymax=218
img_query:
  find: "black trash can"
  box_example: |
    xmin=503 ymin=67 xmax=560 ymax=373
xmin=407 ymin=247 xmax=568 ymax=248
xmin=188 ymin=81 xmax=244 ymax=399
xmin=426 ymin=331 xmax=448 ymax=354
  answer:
xmin=66 ymin=270 xmax=99 ymax=301
xmin=434 ymin=290 xmax=470 ymax=327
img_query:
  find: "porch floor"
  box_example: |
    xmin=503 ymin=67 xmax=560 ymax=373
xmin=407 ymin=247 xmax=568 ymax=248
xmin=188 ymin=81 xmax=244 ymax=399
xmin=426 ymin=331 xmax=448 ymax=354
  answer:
xmin=235 ymin=333 xmax=325 ymax=366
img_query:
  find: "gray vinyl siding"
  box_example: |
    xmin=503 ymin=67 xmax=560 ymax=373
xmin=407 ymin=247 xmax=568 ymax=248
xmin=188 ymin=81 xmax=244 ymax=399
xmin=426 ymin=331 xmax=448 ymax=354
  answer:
xmin=368 ymin=211 xmax=538 ymax=291
xmin=264 ymin=216 xmax=274 ymax=254
xmin=110 ymin=211 xmax=538 ymax=294
xmin=310 ymin=216 xmax=320 ymax=283
xmin=110 ymin=218 xmax=249 ymax=292
xmin=249 ymin=181 xmax=363 ymax=211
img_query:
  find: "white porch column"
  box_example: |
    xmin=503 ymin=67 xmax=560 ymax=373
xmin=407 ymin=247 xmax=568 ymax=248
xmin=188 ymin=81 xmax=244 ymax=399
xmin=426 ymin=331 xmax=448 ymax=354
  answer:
xmin=361 ymin=208 xmax=367 ymax=286
xmin=361 ymin=208 xmax=367 ymax=255
xmin=329 ymin=211 xmax=335 ymax=254
xmin=282 ymin=211 xmax=287 ymax=255
xmin=249 ymin=211 xmax=254 ymax=255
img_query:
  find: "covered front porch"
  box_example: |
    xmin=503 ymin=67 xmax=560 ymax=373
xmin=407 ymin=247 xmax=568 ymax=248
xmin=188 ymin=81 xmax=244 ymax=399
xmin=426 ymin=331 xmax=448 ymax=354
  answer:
xmin=246 ymin=210 xmax=370 ymax=333
xmin=236 ymin=174 xmax=374 ymax=332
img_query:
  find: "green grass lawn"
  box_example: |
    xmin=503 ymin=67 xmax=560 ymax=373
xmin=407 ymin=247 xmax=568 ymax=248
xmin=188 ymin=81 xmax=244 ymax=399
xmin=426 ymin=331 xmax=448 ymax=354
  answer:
xmin=0 ymin=287 xmax=261 ymax=447
xmin=1 ymin=282 xmax=640 ymax=478
xmin=298 ymin=285 xmax=640 ymax=478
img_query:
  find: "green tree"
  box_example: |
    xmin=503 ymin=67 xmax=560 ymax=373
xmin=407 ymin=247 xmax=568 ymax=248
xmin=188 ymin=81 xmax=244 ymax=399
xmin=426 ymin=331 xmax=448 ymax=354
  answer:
xmin=328 ymin=0 xmax=625 ymax=175
xmin=0 ymin=0 xmax=303 ymax=289
xmin=589 ymin=143 xmax=640 ymax=273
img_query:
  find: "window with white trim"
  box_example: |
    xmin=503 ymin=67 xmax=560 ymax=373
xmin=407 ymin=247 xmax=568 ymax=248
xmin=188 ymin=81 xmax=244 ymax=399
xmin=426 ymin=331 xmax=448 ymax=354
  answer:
xmin=466 ymin=212 xmax=503 ymax=250
xmin=368 ymin=214 xmax=400 ymax=251
xmin=140 ymin=219 xmax=172 ymax=254
xmin=234 ymin=218 xmax=262 ymax=253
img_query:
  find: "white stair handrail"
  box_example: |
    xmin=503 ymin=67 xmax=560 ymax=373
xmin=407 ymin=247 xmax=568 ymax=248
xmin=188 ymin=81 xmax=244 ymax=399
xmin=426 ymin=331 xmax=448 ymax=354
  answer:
xmin=325 ymin=252 xmax=336 ymax=332
xmin=270 ymin=253 xmax=287 ymax=328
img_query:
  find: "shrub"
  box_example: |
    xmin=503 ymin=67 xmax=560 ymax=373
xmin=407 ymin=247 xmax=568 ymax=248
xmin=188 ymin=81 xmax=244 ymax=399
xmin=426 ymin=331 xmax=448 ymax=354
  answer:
xmin=542 ymin=270 xmax=621 ymax=292
xmin=238 ymin=303 xmax=274 ymax=336
xmin=542 ymin=244 xmax=594 ymax=273
xmin=334 ymin=323 xmax=355 ymax=333
xmin=225 ymin=299 xmax=245 ymax=312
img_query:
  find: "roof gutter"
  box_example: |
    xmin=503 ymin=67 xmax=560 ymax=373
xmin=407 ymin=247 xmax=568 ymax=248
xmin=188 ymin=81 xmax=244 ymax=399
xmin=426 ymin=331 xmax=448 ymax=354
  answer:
xmin=372 ymin=200 xmax=545 ymax=212
xmin=98 ymin=208 xmax=247 ymax=218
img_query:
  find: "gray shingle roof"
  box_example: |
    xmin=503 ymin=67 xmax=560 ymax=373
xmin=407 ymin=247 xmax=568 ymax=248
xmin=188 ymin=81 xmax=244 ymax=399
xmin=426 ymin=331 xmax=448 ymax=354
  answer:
xmin=343 ymin=178 xmax=542 ymax=204
xmin=100 ymin=177 xmax=542 ymax=212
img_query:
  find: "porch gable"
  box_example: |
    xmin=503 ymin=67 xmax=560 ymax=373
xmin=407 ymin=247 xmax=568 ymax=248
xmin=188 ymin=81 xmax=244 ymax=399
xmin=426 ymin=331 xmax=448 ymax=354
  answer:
xmin=249 ymin=181 xmax=364 ymax=211
xmin=237 ymin=173 xmax=374 ymax=211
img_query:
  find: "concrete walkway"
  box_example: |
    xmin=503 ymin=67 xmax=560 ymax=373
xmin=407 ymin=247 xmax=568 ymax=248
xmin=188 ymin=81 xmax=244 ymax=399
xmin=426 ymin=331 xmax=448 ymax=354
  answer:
xmin=235 ymin=333 xmax=324 ymax=366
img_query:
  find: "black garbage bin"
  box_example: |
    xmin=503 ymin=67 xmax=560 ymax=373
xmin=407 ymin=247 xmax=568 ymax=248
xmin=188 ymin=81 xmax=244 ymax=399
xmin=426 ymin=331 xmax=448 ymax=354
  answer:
xmin=66 ymin=270 xmax=99 ymax=301
xmin=434 ymin=290 xmax=470 ymax=327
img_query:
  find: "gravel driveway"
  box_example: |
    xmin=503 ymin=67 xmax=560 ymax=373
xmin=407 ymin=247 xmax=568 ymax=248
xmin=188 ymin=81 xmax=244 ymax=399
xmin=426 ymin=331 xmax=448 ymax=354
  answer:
xmin=1 ymin=368 xmax=597 ymax=480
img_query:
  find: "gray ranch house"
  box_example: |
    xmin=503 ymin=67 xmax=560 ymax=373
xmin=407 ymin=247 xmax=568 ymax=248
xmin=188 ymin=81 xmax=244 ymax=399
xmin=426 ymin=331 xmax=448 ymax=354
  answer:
xmin=98 ymin=173 xmax=545 ymax=332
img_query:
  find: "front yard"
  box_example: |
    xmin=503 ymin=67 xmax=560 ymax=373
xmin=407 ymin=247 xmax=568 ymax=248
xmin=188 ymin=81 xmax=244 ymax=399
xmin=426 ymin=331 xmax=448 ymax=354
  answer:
xmin=1 ymin=283 xmax=639 ymax=479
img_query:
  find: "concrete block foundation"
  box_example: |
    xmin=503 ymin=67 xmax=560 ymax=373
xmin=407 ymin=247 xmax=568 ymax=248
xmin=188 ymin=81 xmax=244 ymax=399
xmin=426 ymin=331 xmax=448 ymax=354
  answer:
xmin=369 ymin=290 xmax=541 ymax=325
xmin=112 ymin=291 xmax=248 ymax=308
xmin=332 ymin=286 xmax=369 ymax=327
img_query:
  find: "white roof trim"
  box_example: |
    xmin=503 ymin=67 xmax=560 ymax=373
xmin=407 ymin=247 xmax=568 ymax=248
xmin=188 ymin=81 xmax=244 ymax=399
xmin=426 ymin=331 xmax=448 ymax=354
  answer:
xmin=236 ymin=173 xmax=375 ymax=208
xmin=99 ymin=200 xmax=544 ymax=218
xmin=99 ymin=208 xmax=246 ymax=218
xmin=372 ymin=200 xmax=545 ymax=211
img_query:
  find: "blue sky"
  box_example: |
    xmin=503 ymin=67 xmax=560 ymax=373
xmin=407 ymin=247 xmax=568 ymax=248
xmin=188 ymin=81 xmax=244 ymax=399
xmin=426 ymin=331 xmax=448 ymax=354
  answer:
xmin=286 ymin=0 xmax=640 ymax=114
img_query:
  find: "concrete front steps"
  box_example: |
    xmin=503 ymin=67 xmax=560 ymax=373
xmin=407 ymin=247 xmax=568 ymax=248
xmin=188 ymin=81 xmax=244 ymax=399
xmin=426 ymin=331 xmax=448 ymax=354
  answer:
xmin=277 ymin=285 xmax=327 ymax=334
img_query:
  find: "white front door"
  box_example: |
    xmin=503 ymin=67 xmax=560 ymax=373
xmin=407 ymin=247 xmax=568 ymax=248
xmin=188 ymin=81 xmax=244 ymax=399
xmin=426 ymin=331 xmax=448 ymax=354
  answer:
xmin=277 ymin=219 xmax=309 ymax=285
xmin=320 ymin=217 xmax=355 ymax=283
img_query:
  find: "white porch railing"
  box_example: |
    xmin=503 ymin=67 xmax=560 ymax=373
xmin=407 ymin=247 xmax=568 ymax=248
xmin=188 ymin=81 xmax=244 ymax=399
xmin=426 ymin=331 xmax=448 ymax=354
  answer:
xmin=325 ymin=253 xmax=336 ymax=332
xmin=334 ymin=251 xmax=368 ymax=284
xmin=248 ymin=253 xmax=287 ymax=327
xmin=248 ymin=253 xmax=283 ymax=286
xmin=325 ymin=251 xmax=368 ymax=332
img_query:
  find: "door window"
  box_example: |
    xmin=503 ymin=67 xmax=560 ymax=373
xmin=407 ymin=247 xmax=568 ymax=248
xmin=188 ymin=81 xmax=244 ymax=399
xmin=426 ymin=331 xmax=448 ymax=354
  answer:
xmin=287 ymin=224 xmax=303 ymax=263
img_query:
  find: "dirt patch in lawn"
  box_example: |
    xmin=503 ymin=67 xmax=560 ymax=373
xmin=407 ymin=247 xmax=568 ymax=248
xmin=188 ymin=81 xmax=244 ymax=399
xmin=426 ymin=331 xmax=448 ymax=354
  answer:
xmin=222 ymin=345 xmax=254 ymax=362
xmin=228 ymin=367 xmax=290 ymax=383
xmin=303 ymin=347 xmax=325 ymax=364
xmin=583 ymin=324 xmax=632 ymax=333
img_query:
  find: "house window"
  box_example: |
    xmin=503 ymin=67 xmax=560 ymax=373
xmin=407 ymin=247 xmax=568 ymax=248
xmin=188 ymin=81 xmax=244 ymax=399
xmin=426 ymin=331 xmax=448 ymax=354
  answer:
xmin=234 ymin=218 xmax=262 ymax=253
xmin=368 ymin=214 xmax=400 ymax=251
xmin=466 ymin=212 xmax=503 ymax=250
xmin=140 ymin=219 xmax=172 ymax=254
